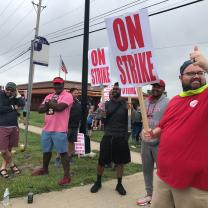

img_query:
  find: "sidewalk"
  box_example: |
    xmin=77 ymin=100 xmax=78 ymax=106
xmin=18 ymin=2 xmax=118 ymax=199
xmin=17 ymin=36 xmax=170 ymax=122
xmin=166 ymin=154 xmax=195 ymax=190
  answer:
xmin=13 ymin=124 xmax=146 ymax=208
xmin=11 ymin=172 xmax=147 ymax=208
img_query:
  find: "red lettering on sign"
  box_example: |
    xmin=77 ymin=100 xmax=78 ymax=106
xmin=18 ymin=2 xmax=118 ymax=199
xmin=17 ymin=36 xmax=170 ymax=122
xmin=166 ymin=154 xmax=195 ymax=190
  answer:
xmin=116 ymin=56 xmax=127 ymax=84
xmin=113 ymin=14 xmax=144 ymax=51
xmin=91 ymin=50 xmax=98 ymax=66
xmin=113 ymin=18 xmax=128 ymax=51
xmin=125 ymin=14 xmax=144 ymax=49
xmin=97 ymin=48 xmax=106 ymax=65
xmin=146 ymin=51 xmax=156 ymax=81
xmin=91 ymin=67 xmax=111 ymax=85
xmin=138 ymin=52 xmax=150 ymax=82
xmin=121 ymin=56 xmax=132 ymax=84
xmin=134 ymin=54 xmax=142 ymax=83
xmin=127 ymin=55 xmax=138 ymax=83
xmin=91 ymin=48 xmax=106 ymax=66
xmin=91 ymin=70 xmax=95 ymax=85
xmin=116 ymin=51 xmax=155 ymax=85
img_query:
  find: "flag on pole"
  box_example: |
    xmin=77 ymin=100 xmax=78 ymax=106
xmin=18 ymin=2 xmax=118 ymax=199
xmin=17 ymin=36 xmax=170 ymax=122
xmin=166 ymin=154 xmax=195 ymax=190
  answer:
xmin=60 ymin=56 xmax=68 ymax=74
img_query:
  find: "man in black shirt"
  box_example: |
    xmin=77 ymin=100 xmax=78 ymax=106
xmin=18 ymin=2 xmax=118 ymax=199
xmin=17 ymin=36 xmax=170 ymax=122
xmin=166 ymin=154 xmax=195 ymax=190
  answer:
xmin=90 ymin=83 xmax=131 ymax=195
xmin=0 ymin=82 xmax=24 ymax=178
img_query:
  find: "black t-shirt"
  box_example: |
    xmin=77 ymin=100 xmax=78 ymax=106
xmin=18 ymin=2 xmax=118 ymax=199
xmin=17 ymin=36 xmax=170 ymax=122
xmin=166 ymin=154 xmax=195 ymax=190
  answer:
xmin=104 ymin=99 xmax=128 ymax=137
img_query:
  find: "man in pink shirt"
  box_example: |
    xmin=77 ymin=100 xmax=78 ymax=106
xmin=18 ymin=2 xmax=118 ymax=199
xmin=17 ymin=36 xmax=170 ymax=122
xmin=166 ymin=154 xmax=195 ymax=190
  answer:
xmin=32 ymin=77 xmax=73 ymax=186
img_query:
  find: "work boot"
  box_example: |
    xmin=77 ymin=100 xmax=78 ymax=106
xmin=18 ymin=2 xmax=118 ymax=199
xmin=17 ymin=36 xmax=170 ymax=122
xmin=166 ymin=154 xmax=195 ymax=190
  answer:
xmin=115 ymin=183 xmax=126 ymax=195
xmin=90 ymin=181 xmax=102 ymax=193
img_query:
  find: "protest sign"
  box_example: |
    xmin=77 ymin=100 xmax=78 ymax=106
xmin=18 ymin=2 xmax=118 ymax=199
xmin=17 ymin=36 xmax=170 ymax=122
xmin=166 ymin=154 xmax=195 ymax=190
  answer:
xmin=105 ymin=9 xmax=159 ymax=88
xmin=75 ymin=133 xmax=85 ymax=155
xmin=105 ymin=9 xmax=159 ymax=130
xmin=88 ymin=47 xmax=111 ymax=87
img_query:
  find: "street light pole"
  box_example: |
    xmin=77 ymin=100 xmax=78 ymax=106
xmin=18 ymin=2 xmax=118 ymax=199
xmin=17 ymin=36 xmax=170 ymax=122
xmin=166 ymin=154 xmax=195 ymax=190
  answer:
xmin=24 ymin=0 xmax=42 ymax=148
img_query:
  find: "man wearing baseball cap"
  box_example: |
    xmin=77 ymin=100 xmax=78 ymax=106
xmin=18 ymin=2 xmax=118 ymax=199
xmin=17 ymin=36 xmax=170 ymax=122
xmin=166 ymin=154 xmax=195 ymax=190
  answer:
xmin=0 ymin=82 xmax=24 ymax=178
xmin=143 ymin=47 xmax=208 ymax=208
xmin=32 ymin=77 xmax=73 ymax=186
xmin=137 ymin=79 xmax=169 ymax=206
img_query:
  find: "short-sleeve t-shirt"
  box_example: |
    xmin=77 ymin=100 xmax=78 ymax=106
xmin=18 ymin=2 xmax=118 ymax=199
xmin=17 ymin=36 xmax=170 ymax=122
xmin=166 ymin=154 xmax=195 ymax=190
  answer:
xmin=42 ymin=90 xmax=73 ymax=132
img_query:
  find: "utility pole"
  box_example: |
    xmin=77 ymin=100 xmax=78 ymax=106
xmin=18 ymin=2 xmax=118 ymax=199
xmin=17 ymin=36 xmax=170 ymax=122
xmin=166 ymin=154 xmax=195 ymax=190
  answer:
xmin=80 ymin=0 xmax=90 ymax=137
xmin=24 ymin=0 xmax=44 ymax=148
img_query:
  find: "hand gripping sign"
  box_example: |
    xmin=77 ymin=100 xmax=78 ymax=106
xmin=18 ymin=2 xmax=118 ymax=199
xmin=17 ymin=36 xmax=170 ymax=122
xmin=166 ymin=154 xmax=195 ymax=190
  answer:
xmin=88 ymin=47 xmax=111 ymax=87
xmin=105 ymin=9 xmax=159 ymax=130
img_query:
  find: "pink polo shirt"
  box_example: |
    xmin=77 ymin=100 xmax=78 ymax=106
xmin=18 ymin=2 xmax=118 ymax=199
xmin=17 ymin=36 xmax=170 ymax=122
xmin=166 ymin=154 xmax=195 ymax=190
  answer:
xmin=42 ymin=90 xmax=73 ymax=132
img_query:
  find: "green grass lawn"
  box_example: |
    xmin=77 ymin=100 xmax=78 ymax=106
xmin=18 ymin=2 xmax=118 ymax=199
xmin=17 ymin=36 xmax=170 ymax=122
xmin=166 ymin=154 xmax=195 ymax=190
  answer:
xmin=28 ymin=111 xmax=44 ymax=127
xmin=0 ymin=130 xmax=142 ymax=200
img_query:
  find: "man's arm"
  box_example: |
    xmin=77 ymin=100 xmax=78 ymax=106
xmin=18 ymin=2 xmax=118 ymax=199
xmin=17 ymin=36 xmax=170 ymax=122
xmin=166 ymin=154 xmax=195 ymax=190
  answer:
xmin=38 ymin=103 xmax=49 ymax=113
xmin=48 ymin=101 xmax=68 ymax=112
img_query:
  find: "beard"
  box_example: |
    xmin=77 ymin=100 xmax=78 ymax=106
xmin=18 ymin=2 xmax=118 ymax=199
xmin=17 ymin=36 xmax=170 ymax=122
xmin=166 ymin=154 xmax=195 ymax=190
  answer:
xmin=112 ymin=92 xmax=121 ymax=98
xmin=182 ymin=78 xmax=206 ymax=91
xmin=151 ymin=89 xmax=163 ymax=98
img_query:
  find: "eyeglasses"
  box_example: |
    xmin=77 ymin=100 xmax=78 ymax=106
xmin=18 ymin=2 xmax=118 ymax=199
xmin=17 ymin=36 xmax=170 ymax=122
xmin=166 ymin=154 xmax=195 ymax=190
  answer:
xmin=182 ymin=71 xmax=207 ymax=77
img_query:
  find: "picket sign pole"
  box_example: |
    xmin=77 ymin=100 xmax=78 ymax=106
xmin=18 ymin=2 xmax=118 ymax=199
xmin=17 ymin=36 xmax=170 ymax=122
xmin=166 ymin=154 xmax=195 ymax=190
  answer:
xmin=101 ymin=87 xmax=105 ymax=102
xmin=128 ymin=97 xmax=131 ymax=133
xmin=137 ymin=87 xmax=149 ymax=131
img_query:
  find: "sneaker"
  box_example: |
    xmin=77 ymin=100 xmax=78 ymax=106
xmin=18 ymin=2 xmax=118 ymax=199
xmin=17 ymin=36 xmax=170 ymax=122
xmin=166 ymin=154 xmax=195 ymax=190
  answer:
xmin=58 ymin=176 xmax=71 ymax=186
xmin=136 ymin=195 xmax=152 ymax=206
xmin=115 ymin=183 xmax=126 ymax=195
xmin=90 ymin=181 xmax=102 ymax=193
xmin=31 ymin=168 xmax=48 ymax=176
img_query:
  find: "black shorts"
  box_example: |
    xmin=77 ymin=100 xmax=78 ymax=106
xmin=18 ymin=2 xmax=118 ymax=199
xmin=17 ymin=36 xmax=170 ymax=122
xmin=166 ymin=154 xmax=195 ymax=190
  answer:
xmin=98 ymin=135 xmax=131 ymax=166
xmin=67 ymin=128 xmax=78 ymax=143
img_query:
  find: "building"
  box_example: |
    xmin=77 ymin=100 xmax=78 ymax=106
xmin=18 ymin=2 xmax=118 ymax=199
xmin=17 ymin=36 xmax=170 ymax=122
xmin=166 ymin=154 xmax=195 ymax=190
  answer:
xmin=17 ymin=80 xmax=102 ymax=111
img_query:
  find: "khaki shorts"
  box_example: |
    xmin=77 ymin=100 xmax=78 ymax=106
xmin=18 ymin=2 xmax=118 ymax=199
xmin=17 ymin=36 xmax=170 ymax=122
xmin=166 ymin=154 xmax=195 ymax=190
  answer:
xmin=0 ymin=127 xmax=19 ymax=151
xmin=151 ymin=175 xmax=208 ymax=208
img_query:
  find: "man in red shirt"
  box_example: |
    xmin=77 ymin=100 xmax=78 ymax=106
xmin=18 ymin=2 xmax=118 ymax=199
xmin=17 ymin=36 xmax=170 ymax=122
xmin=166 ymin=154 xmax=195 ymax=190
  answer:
xmin=143 ymin=47 xmax=208 ymax=208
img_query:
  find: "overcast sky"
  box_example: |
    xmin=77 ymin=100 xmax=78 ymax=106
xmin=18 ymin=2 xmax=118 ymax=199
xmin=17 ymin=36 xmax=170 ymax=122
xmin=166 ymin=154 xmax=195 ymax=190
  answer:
xmin=0 ymin=0 xmax=207 ymax=98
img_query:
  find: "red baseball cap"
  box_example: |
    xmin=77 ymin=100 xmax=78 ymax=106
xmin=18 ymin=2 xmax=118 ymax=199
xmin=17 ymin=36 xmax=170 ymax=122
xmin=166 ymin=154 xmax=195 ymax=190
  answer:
xmin=152 ymin=79 xmax=166 ymax=88
xmin=53 ymin=77 xmax=64 ymax=84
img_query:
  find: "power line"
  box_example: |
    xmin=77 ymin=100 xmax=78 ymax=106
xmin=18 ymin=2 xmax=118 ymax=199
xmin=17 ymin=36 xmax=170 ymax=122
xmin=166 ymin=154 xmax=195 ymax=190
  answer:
xmin=47 ymin=0 xmax=167 ymax=40
xmin=0 ymin=57 xmax=29 ymax=74
xmin=0 ymin=0 xmax=15 ymax=18
xmin=0 ymin=49 xmax=29 ymax=70
xmin=0 ymin=0 xmax=28 ymax=29
xmin=50 ymin=0 xmax=204 ymax=44
xmin=0 ymin=30 xmax=33 ymax=56
xmin=44 ymin=0 xmax=150 ymax=38
xmin=0 ymin=8 xmax=33 ymax=40
xmin=0 ymin=0 xmax=205 ymax=71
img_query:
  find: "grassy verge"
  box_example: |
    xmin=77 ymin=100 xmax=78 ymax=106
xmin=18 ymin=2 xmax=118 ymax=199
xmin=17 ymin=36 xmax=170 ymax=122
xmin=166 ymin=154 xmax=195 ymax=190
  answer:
xmin=28 ymin=111 xmax=44 ymax=127
xmin=0 ymin=130 xmax=141 ymax=200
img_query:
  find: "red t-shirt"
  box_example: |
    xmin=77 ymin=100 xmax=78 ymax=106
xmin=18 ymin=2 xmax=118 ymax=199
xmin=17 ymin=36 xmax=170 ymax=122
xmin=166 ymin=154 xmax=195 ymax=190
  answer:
xmin=157 ymin=87 xmax=208 ymax=190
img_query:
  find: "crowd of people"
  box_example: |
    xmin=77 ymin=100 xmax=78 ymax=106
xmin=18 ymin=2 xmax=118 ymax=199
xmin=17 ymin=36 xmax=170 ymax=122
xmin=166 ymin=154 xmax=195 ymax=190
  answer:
xmin=0 ymin=47 xmax=208 ymax=207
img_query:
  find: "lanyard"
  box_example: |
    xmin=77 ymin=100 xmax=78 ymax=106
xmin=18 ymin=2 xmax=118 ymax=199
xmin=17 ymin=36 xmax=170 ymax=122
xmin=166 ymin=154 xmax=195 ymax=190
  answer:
xmin=147 ymin=102 xmax=157 ymax=118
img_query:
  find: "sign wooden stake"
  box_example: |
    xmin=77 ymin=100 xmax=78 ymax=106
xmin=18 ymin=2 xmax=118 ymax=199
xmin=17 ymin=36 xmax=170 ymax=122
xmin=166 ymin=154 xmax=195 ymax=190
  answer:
xmin=137 ymin=87 xmax=149 ymax=131
xmin=128 ymin=97 xmax=131 ymax=133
